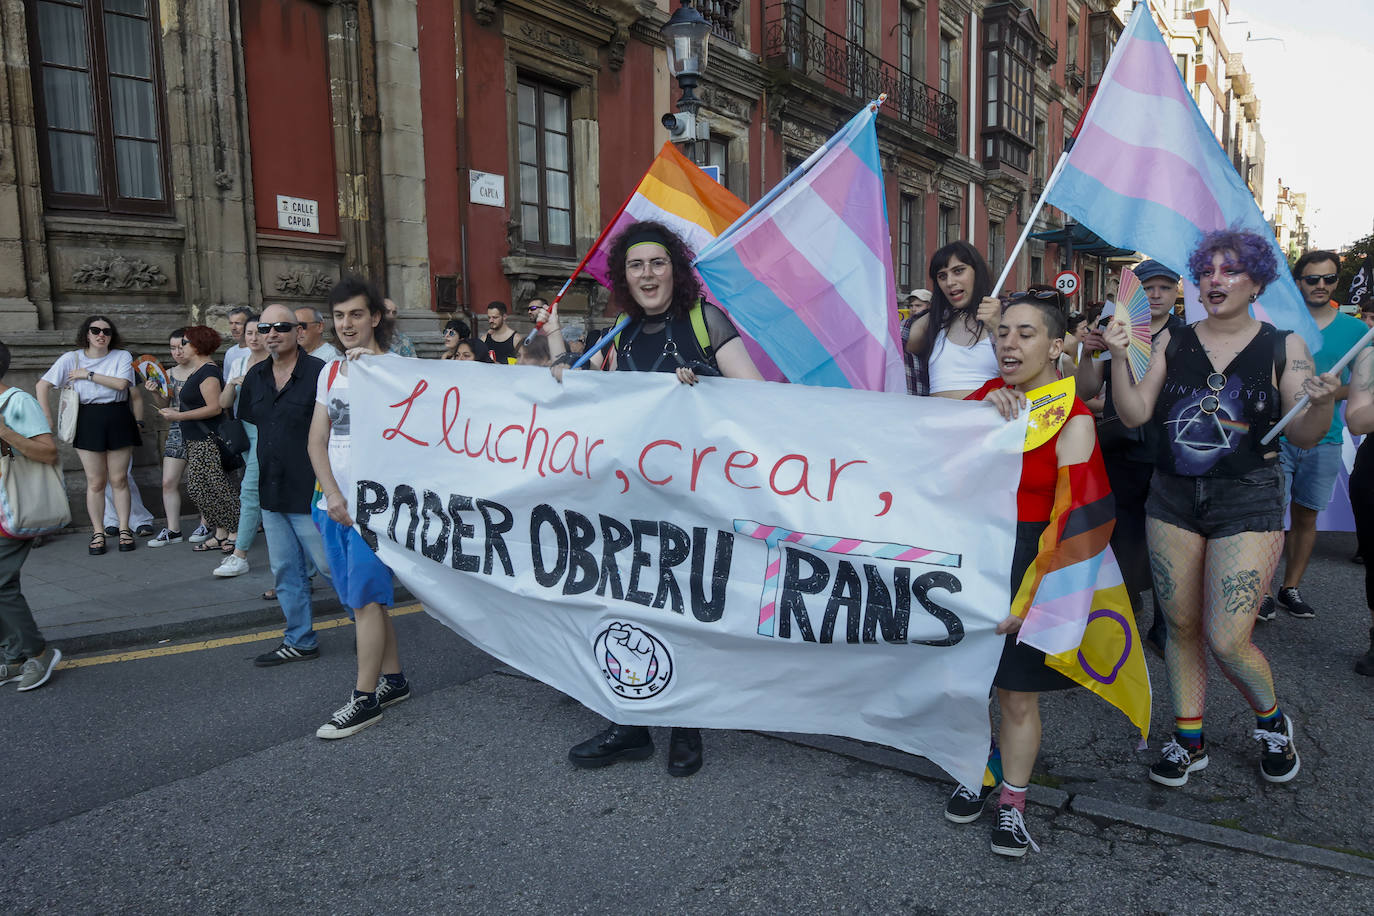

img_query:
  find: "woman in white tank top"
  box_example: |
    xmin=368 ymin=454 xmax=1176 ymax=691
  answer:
xmin=903 ymin=242 xmax=1002 ymax=398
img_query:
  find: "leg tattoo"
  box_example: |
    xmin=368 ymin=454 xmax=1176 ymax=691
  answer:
xmin=1221 ymin=569 xmax=1261 ymax=616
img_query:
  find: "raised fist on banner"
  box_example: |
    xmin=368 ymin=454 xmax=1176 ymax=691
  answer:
xmin=605 ymin=622 xmax=657 ymax=686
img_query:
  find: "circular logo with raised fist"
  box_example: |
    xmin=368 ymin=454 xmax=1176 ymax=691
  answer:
xmin=593 ymin=622 xmax=674 ymax=700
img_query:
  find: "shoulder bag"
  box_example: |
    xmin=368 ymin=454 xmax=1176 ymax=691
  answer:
xmin=0 ymin=390 xmax=71 ymax=537
xmin=56 ymin=353 xmax=80 ymax=444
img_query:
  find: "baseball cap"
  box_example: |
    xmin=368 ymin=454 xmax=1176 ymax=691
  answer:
xmin=1132 ymin=259 xmax=1179 ymax=283
xmin=906 ymin=288 xmax=933 ymax=303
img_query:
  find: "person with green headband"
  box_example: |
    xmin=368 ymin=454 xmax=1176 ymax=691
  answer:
xmin=539 ymin=219 xmax=763 ymax=777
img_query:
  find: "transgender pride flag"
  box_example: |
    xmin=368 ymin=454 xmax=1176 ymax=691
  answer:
xmin=1047 ymin=5 xmax=1319 ymax=351
xmin=694 ymin=103 xmax=905 ymax=392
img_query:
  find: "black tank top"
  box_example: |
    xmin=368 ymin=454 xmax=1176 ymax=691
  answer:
xmin=1154 ymin=323 xmax=1283 ymax=478
xmin=616 ymin=313 xmax=715 ymax=374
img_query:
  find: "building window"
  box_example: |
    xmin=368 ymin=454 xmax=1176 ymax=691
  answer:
xmin=981 ymin=7 xmax=1035 ymax=173
xmin=1033 ymin=117 xmax=1046 ymax=184
xmin=1066 ymin=16 xmax=1077 ymax=60
xmin=1036 ymin=0 xmax=1050 ymax=30
xmin=1088 ymin=12 xmax=1121 ymax=89
xmin=1176 ymin=53 xmax=1188 ymax=79
xmin=1030 ymin=255 xmax=1043 ymax=283
xmin=938 ymin=33 xmax=953 ymax=96
xmin=517 ymin=77 xmax=574 ymax=256
xmin=989 ymin=219 xmax=1005 ymax=275
xmin=847 ymin=0 xmax=867 ymax=94
xmin=939 ymin=203 xmax=958 ymax=248
xmin=705 ymin=134 xmax=731 ymax=192
xmin=898 ymin=193 xmax=924 ymax=292
xmin=28 ymin=0 xmax=172 ymax=215
xmin=900 ymin=3 xmax=925 ymax=78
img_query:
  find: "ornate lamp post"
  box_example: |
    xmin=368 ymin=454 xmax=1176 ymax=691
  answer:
xmin=660 ymin=0 xmax=711 ymax=160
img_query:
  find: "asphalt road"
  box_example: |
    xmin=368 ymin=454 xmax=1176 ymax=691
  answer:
xmin=5 ymin=596 xmax=1374 ymax=914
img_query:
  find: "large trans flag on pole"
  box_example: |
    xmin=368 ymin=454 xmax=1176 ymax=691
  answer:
xmin=694 ymin=102 xmax=905 ymax=392
xmin=1047 ymin=5 xmax=1319 ymax=351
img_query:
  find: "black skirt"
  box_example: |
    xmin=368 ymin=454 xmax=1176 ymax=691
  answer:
xmin=73 ymin=401 xmax=142 ymax=452
xmin=992 ymin=520 xmax=1078 ymax=693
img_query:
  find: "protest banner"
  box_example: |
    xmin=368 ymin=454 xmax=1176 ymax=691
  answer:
xmin=350 ymin=358 xmax=1027 ymax=788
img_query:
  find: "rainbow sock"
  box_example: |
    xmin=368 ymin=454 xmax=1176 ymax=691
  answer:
xmin=1176 ymin=716 xmax=1204 ymax=750
xmin=1255 ymin=703 xmax=1283 ymax=730
xmin=983 ymin=742 xmax=1004 ymax=789
xmin=999 ymin=782 xmax=1027 ymax=812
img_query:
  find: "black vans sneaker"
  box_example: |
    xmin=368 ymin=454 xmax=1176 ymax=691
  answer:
xmin=990 ymin=804 xmax=1040 ymax=857
xmin=1254 ymin=715 xmax=1300 ymax=783
xmin=316 ymin=694 xmax=382 ymax=739
xmin=1149 ymin=738 xmax=1209 ymax=787
xmin=1276 ymin=587 xmax=1316 ymax=619
xmin=945 ymin=782 xmax=999 ymax=824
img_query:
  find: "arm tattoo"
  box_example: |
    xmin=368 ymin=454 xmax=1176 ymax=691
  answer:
xmin=1221 ymin=569 xmax=1262 ymax=616
xmin=1289 ymin=358 xmax=1313 ymax=376
xmin=1149 ymin=549 xmax=1176 ymax=602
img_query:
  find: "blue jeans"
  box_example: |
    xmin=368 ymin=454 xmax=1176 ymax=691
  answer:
xmin=1279 ymin=439 xmax=1343 ymax=512
xmin=234 ymin=422 xmax=261 ymax=551
xmin=262 ymin=509 xmax=330 ymax=650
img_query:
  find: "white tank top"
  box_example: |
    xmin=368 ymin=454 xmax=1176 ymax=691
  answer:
xmin=927 ymin=333 xmax=999 ymax=394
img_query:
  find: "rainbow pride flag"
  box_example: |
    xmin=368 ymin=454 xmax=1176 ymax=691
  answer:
xmin=694 ymin=104 xmax=905 ymax=392
xmin=1047 ymin=5 xmax=1318 ymax=352
xmin=1012 ymin=452 xmax=1152 ymax=739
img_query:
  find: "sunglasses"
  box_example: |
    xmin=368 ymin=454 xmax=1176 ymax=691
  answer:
xmin=88 ymin=326 xmax=113 ymax=336
xmin=443 ymin=328 xmax=460 ymax=337
xmin=1199 ymin=372 xmax=1227 ymax=415
xmin=256 ymin=322 xmax=298 ymax=334
xmin=1300 ymin=274 xmax=1339 ymax=287
xmin=1007 ymin=289 xmax=1061 ymax=302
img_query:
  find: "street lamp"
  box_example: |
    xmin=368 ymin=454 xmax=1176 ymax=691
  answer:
xmin=660 ymin=1 xmax=710 ymax=157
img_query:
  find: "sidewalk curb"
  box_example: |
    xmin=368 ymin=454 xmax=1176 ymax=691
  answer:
xmin=763 ymin=732 xmax=1374 ymax=878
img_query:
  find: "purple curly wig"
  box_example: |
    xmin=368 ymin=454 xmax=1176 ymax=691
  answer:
xmin=1187 ymin=229 xmax=1279 ymax=293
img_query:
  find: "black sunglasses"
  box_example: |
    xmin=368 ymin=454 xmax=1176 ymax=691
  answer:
xmin=1300 ymin=274 xmax=1339 ymax=287
xmin=256 ymin=322 xmax=298 ymax=334
xmin=1007 ymin=289 xmax=1061 ymax=302
xmin=1199 ymin=372 xmax=1227 ymax=415
xmin=88 ymin=326 xmax=113 ymax=336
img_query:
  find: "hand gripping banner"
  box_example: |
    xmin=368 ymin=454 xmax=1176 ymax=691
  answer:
xmin=350 ymin=358 xmax=1026 ymax=788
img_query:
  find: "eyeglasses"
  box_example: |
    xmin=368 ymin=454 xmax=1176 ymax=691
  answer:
xmin=1300 ymin=273 xmax=1339 ymax=287
xmin=256 ymin=322 xmax=298 ymax=334
xmin=443 ymin=328 xmax=460 ymax=337
xmin=1199 ymin=372 xmax=1226 ymax=415
xmin=626 ymin=257 xmax=671 ymax=276
xmin=88 ymin=326 xmax=112 ymax=336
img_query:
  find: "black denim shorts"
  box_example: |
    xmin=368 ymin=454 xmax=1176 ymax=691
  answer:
xmin=1144 ymin=465 xmax=1285 ymax=538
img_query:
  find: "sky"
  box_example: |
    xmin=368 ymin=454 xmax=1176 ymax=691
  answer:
xmin=1233 ymin=0 xmax=1374 ymax=248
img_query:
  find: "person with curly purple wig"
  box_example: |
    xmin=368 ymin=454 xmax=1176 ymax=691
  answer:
xmin=1104 ymin=228 xmax=1339 ymax=789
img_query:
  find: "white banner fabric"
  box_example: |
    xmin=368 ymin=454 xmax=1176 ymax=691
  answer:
xmin=350 ymin=359 xmax=1027 ymax=788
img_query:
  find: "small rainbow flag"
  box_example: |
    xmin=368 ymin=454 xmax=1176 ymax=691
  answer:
xmin=1011 ymin=451 xmax=1152 ymax=739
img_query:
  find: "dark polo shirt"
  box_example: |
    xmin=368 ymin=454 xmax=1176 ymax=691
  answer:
xmin=239 ymin=347 xmax=324 ymax=514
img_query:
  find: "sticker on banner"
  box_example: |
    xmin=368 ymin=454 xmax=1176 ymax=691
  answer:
xmin=594 ymin=622 xmax=674 ymax=699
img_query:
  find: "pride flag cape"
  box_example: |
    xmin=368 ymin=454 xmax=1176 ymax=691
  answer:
xmin=694 ymin=103 xmax=905 ymax=392
xmin=1046 ymin=5 xmax=1319 ymax=352
xmin=1011 ymin=451 xmax=1152 ymax=739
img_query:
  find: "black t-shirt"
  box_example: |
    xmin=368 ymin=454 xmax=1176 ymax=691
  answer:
xmin=615 ymin=301 xmax=740 ymax=374
xmin=485 ymin=333 xmax=518 ymax=365
xmin=179 ymin=362 xmax=222 ymax=442
xmin=239 ymin=349 xmax=325 ymax=514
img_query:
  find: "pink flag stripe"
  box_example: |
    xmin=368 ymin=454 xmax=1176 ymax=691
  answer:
xmin=1110 ymin=35 xmax=1196 ymax=110
xmin=1070 ymin=123 xmax=1225 ymax=228
xmin=729 ymin=218 xmax=892 ymax=386
xmin=803 ymin=144 xmax=889 ymax=264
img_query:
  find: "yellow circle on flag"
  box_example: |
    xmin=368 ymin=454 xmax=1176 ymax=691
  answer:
xmin=1023 ymin=376 xmax=1076 ymax=452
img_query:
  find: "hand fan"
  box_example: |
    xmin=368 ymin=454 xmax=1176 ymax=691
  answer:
xmin=1023 ymin=376 xmax=1076 ymax=452
xmin=1114 ymin=266 xmax=1153 ymax=383
xmin=134 ymin=354 xmax=169 ymax=398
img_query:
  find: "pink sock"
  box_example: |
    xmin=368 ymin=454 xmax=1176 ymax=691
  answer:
xmin=999 ymin=782 xmax=1027 ymax=812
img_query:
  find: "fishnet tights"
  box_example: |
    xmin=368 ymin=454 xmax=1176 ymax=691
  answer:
xmin=1146 ymin=519 xmax=1284 ymax=724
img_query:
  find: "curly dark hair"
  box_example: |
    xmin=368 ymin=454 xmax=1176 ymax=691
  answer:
xmin=913 ymin=241 xmax=994 ymax=358
xmin=326 ymin=274 xmax=393 ymax=351
xmin=1187 ymin=229 xmax=1279 ymax=294
xmin=75 ymin=314 xmax=122 ymax=351
xmin=607 ymin=220 xmax=703 ymax=321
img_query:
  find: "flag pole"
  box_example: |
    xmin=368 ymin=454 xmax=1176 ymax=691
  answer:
xmin=990 ymin=150 xmax=1072 ymax=297
xmin=1260 ymin=324 xmax=1374 ymax=445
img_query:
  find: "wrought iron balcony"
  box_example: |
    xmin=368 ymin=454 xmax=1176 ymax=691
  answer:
xmin=1039 ymin=39 xmax=1058 ymax=65
xmin=1065 ymin=59 xmax=1084 ymax=90
xmin=762 ymin=3 xmax=958 ymax=145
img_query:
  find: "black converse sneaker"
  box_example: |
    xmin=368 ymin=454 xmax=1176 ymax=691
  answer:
xmin=1254 ymin=715 xmax=1300 ymax=783
xmin=375 ymin=676 xmax=411 ymax=708
xmin=1276 ymin=587 xmax=1316 ymax=619
xmin=1149 ymin=738 xmax=1209 ymax=787
xmin=945 ymin=782 xmax=999 ymax=824
xmin=316 ymin=694 xmax=383 ymax=739
xmin=253 ymin=643 xmax=320 ymax=667
xmin=1256 ymin=594 xmax=1276 ymax=622
xmin=990 ymin=804 xmax=1040 ymax=858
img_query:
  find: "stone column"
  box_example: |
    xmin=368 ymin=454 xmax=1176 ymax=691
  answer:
xmin=0 ymin=0 xmax=43 ymax=329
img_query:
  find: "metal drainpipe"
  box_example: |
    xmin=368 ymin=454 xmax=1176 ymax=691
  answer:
xmin=454 ymin=0 xmax=471 ymax=316
xmin=356 ymin=0 xmax=387 ymax=278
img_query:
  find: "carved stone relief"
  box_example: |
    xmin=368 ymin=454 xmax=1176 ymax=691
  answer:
xmin=273 ymin=266 xmax=335 ymax=297
xmin=70 ymin=256 xmax=170 ymax=291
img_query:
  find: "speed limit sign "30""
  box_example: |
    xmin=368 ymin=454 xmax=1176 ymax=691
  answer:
xmin=1053 ymin=270 xmax=1081 ymax=297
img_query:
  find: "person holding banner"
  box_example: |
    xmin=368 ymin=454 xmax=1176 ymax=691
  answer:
xmin=902 ymin=242 xmax=1001 ymax=398
xmin=309 ymin=277 xmax=410 ymax=739
xmin=963 ymin=292 xmax=1096 ymax=857
xmin=1104 ymin=229 xmax=1339 ymax=788
xmin=540 ymin=219 xmax=763 ymax=775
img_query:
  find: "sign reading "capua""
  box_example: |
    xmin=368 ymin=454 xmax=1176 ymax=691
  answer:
xmin=276 ymin=195 xmax=320 ymax=234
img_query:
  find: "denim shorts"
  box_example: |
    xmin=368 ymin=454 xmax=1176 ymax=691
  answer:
xmin=1145 ymin=465 xmax=1285 ymax=538
xmin=314 ymin=506 xmax=395 ymax=612
xmin=1279 ymin=439 xmax=1343 ymax=512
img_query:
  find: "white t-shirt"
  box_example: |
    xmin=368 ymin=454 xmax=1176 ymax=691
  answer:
xmin=310 ymin=341 xmax=341 ymax=362
xmin=315 ymin=353 xmax=400 ymax=511
xmin=40 ymin=350 xmax=134 ymax=403
xmin=221 ymin=343 xmax=250 ymax=381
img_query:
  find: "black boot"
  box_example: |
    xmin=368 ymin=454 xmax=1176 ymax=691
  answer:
xmin=667 ymin=727 xmax=703 ymax=777
xmin=568 ymin=724 xmax=653 ymax=769
xmin=1357 ymin=628 xmax=1374 ymax=678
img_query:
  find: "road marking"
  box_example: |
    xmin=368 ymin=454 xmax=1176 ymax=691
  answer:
xmin=57 ymin=603 xmax=426 ymax=669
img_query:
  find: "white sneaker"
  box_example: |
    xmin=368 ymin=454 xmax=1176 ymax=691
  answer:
xmin=188 ymin=524 xmax=211 ymax=544
xmin=213 ymin=554 xmax=250 ymax=577
xmin=147 ymin=528 xmax=182 ymax=548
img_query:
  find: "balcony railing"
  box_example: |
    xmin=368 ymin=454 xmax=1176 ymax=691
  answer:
xmin=700 ymin=0 xmax=741 ymax=44
xmin=762 ymin=3 xmax=958 ymax=145
xmin=1065 ymin=59 xmax=1084 ymax=89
